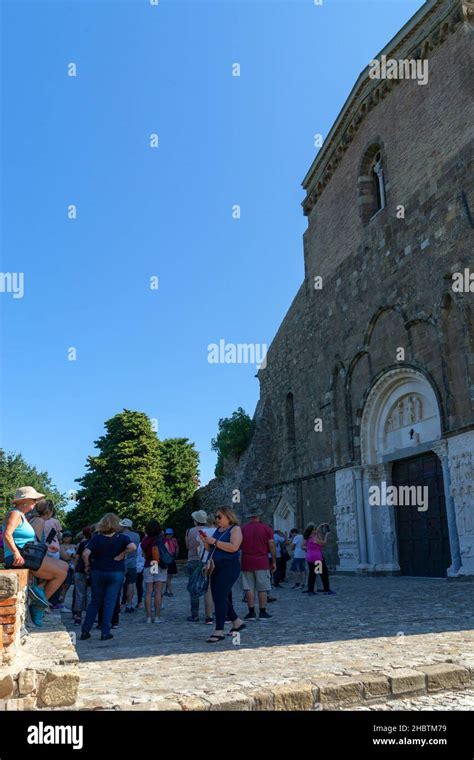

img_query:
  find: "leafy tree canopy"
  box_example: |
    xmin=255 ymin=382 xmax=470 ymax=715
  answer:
xmin=211 ymin=407 xmax=254 ymax=477
xmin=0 ymin=450 xmax=66 ymax=525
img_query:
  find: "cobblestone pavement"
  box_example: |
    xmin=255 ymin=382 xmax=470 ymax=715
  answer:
xmin=64 ymin=573 xmax=474 ymax=709
xmin=344 ymin=688 xmax=474 ymax=710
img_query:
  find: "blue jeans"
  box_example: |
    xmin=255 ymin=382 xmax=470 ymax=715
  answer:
xmin=83 ymin=570 xmax=124 ymax=636
xmin=210 ymin=558 xmax=240 ymax=630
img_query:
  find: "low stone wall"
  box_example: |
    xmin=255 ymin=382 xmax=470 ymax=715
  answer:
xmin=0 ymin=569 xmax=80 ymax=710
xmin=0 ymin=569 xmax=29 ymax=665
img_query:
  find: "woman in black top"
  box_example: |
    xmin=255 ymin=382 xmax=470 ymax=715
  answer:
xmin=81 ymin=513 xmax=136 ymax=641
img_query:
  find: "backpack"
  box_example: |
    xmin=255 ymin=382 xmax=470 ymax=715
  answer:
xmin=152 ymin=536 xmax=174 ymax=569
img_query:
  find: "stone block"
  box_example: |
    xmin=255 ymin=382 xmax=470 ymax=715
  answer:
xmin=418 ymin=664 xmax=470 ymax=691
xmin=0 ymin=599 xmax=16 ymax=607
xmin=5 ymin=697 xmax=37 ymax=710
xmin=0 ymin=675 xmax=15 ymax=699
xmin=0 ymin=606 xmax=16 ymax=616
xmin=0 ymin=574 xmax=18 ymax=600
xmin=360 ymin=676 xmax=390 ymax=699
xmin=251 ymin=689 xmax=275 ymax=711
xmin=37 ymin=670 xmax=79 ymax=707
xmin=208 ymin=691 xmax=253 ymax=711
xmin=0 ymin=615 xmax=17 ymax=625
xmin=18 ymin=669 xmax=37 ymax=696
xmin=272 ymin=683 xmax=315 ymax=711
xmin=313 ymin=678 xmax=364 ymax=704
xmin=385 ymin=668 xmax=426 ymax=695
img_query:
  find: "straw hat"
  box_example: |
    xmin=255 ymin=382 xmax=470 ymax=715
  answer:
xmin=12 ymin=486 xmax=45 ymax=502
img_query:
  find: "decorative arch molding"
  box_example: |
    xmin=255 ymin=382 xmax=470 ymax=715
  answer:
xmin=363 ymin=304 xmax=410 ymax=350
xmin=360 ymin=366 xmax=443 ymax=465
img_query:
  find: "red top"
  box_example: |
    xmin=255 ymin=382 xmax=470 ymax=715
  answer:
xmin=241 ymin=522 xmax=274 ymax=571
xmin=141 ymin=535 xmax=157 ymax=567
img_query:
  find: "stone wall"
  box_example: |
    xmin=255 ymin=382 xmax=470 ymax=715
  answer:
xmin=0 ymin=569 xmax=80 ymax=709
xmin=196 ymin=1 xmax=474 ymax=575
xmin=0 ymin=570 xmax=28 ymax=666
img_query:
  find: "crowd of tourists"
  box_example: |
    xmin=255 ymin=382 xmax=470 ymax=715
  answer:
xmin=1 ymin=487 xmax=335 ymax=644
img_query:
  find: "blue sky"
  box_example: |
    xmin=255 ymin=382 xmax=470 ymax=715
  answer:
xmin=1 ymin=0 xmax=424 ymax=506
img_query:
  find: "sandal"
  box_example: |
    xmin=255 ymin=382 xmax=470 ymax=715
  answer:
xmin=206 ymin=634 xmax=226 ymax=643
xmin=227 ymin=623 xmax=247 ymax=636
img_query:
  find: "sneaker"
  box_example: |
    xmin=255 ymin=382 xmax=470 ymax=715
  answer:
xmin=244 ymin=611 xmax=257 ymax=621
xmin=29 ymin=605 xmax=45 ymax=627
xmin=205 ymin=617 xmax=214 ymax=625
xmin=187 ymin=616 xmax=199 ymax=622
xmin=135 ymin=603 xmax=143 ymax=609
xmin=101 ymin=634 xmax=114 ymax=641
xmin=80 ymin=631 xmax=91 ymax=640
xmin=125 ymin=607 xmax=135 ymax=614
xmin=28 ymin=585 xmax=49 ymax=608
xmin=111 ymin=624 xmax=119 ymax=629
xmin=325 ymin=590 xmax=336 ymax=595
xmin=164 ymin=591 xmax=171 ymax=597
xmin=259 ymin=611 xmax=272 ymax=620
xmin=301 ymin=590 xmax=309 ymax=594
xmin=154 ymin=618 xmax=164 ymax=624
xmin=146 ymin=617 xmax=153 ymax=624
xmin=306 ymin=591 xmax=316 ymax=596
xmin=267 ymin=596 xmax=277 ymax=603
xmin=291 ymin=584 xmax=301 ymax=589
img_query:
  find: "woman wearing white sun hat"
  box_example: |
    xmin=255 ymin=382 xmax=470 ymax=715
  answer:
xmin=2 ymin=487 xmax=68 ymax=623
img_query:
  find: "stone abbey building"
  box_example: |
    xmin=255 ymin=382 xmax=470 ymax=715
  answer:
xmin=198 ymin=0 xmax=474 ymax=578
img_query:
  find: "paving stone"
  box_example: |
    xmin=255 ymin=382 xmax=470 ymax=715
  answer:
xmin=62 ymin=575 xmax=474 ymax=710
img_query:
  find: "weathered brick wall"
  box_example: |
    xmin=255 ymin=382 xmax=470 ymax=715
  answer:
xmin=0 ymin=570 xmax=28 ymax=666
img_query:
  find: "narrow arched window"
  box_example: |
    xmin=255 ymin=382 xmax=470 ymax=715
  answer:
xmin=358 ymin=144 xmax=386 ymax=224
xmin=285 ymin=392 xmax=296 ymax=451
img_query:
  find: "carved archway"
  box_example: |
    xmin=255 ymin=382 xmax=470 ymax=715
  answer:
xmin=360 ymin=367 xmax=441 ymax=465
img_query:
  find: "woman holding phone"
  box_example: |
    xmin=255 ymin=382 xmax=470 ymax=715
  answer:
xmin=302 ymin=523 xmax=335 ymax=595
xmin=201 ymin=507 xmax=246 ymax=643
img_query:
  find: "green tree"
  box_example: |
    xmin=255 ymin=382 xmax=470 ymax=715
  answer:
xmin=211 ymin=407 xmax=254 ymax=476
xmin=67 ymin=409 xmax=163 ymax=533
xmin=0 ymin=450 xmax=66 ymax=524
xmin=156 ymin=438 xmax=200 ymax=539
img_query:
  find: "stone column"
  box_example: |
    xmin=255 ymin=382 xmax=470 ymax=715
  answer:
xmin=354 ymin=467 xmax=369 ymax=570
xmin=446 ymin=432 xmax=474 ymax=576
xmin=431 ymin=441 xmax=462 ymax=576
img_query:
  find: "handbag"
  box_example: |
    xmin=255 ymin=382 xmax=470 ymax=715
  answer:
xmin=187 ymin=549 xmax=210 ymax=597
xmin=20 ymin=541 xmax=48 ymax=571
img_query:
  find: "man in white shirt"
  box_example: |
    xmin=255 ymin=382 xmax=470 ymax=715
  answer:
xmin=289 ymin=528 xmax=306 ymax=589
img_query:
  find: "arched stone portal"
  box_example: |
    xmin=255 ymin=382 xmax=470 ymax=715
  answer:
xmin=335 ymin=367 xmax=466 ymax=576
xmin=273 ymin=497 xmax=295 ymax=536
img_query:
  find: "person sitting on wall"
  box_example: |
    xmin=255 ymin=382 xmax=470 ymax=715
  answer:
xmin=2 ymin=487 xmax=68 ymax=626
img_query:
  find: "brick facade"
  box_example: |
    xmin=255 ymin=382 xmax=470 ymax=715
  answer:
xmin=197 ymin=0 xmax=474 ymax=577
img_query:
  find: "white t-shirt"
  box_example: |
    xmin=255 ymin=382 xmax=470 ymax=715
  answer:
xmin=292 ymin=534 xmax=306 ymax=559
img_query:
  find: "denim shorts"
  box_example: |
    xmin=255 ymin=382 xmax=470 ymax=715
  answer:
xmin=290 ymin=557 xmax=306 ymax=572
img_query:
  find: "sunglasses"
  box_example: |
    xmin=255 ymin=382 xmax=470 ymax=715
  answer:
xmin=215 ymin=515 xmax=223 ymax=520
